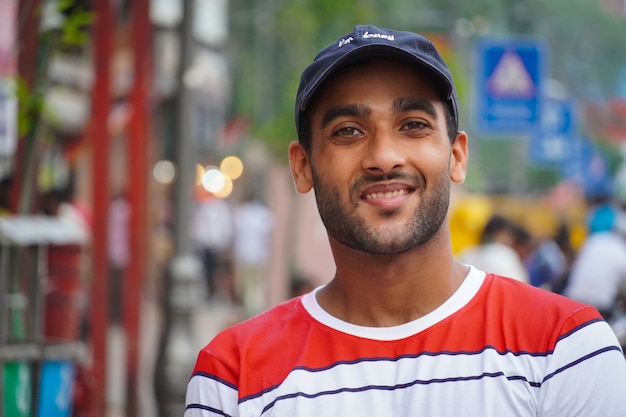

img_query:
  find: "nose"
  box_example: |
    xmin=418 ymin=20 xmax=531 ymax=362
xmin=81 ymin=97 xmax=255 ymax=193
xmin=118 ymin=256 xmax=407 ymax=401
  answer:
xmin=362 ymin=130 xmax=406 ymax=174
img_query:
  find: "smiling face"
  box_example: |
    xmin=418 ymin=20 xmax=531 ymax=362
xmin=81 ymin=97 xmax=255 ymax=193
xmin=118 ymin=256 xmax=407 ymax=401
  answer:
xmin=289 ymin=59 xmax=468 ymax=255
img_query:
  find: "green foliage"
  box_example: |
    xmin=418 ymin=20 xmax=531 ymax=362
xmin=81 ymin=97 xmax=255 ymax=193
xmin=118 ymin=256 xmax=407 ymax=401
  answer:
xmin=16 ymin=0 xmax=93 ymax=139
xmin=525 ymin=166 xmax=560 ymax=192
xmin=15 ymin=78 xmax=44 ymax=138
xmin=56 ymin=0 xmax=94 ymax=47
xmin=526 ymin=0 xmax=626 ymax=97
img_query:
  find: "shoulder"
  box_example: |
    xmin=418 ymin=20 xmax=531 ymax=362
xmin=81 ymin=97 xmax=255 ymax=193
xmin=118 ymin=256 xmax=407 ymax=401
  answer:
xmin=194 ymin=297 xmax=309 ymax=366
xmin=191 ymin=296 xmax=317 ymax=393
xmin=214 ymin=297 xmax=306 ymax=345
xmin=483 ymin=273 xmax=595 ymax=316
xmin=477 ymin=274 xmax=604 ymax=350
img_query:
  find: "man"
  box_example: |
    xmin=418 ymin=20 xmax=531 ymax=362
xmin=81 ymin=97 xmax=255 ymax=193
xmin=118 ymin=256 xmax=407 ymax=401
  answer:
xmin=185 ymin=25 xmax=626 ymax=416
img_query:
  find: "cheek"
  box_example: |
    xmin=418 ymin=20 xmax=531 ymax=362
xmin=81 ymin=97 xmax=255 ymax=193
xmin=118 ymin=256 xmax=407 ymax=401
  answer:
xmin=412 ymin=146 xmax=450 ymax=171
xmin=311 ymin=155 xmax=357 ymax=198
xmin=312 ymin=147 xmax=357 ymax=176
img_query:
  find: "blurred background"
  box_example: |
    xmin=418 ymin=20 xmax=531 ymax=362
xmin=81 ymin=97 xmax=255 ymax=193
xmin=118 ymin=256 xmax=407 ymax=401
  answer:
xmin=1 ymin=0 xmax=626 ymax=416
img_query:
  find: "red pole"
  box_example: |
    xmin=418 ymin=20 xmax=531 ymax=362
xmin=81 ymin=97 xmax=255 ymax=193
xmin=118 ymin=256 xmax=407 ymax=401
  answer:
xmin=11 ymin=0 xmax=40 ymax=213
xmin=89 ymin=1 xmax=113 ymax=415
xmin=126 ymin=0 xmax=151 ymax=414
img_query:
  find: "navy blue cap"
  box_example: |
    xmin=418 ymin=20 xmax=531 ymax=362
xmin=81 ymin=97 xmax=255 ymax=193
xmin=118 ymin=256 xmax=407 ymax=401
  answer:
xmin=295 ymin=25 xmax=459 ymax=139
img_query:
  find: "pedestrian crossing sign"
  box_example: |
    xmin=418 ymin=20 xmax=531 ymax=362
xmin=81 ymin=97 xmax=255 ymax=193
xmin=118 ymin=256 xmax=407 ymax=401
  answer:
xmin=487 ymin=51 xmax=535 ymax=98
xmin=474 ymin=37 xmax=547 ymax=134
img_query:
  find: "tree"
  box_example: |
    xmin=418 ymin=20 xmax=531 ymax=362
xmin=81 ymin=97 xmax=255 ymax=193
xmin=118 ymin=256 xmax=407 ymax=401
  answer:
xmin=228 ymin=0 xmax=626 ymax=176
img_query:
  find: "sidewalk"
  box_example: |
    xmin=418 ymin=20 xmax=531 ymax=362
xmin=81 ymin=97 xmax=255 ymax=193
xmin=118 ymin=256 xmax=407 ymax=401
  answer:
xmin=105 ymin=298 xmax=242 ymax=417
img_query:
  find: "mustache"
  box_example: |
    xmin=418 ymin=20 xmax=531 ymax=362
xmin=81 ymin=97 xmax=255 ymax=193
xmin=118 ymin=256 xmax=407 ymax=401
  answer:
xmin=350 ymin=172 xmax=425 ymax=194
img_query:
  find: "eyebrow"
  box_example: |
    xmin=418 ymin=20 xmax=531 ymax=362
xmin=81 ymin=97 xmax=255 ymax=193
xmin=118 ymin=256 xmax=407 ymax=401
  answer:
xmin=320 ymin=104 xmax=371 ymax=129
xmin=319 ymin=98 xmax=439 ymax=130
xmin=393 ymin=97 xmax=438 ymax=119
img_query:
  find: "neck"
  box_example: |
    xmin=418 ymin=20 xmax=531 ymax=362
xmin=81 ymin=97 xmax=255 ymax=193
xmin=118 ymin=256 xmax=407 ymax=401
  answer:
xmin=317 ymin=236 xmax=468 ymax=327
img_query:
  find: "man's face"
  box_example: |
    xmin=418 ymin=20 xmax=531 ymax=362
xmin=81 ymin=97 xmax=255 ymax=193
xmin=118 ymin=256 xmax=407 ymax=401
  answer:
xmin=290 ymin=59 xmax=468 ymax=254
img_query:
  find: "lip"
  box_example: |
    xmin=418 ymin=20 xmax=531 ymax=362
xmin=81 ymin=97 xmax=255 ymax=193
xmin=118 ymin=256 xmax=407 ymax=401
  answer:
xmin=360 ymin=182 xmax=415 ymax=210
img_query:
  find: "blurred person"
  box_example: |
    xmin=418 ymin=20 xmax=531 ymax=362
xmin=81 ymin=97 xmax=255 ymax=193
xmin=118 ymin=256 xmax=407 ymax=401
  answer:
xmin=232 ymin=191 xmax=274 ymax=316
xmin=584 ymin=185 xmax=620 ymax=234
xmin=510 ymin=223 xmax=533 ymax=261
xmin=522 ymin=225 xmax=573 ymax=293
xmin=550 ymin=222 xmax=577 ymax=294
xmin=107 ymin=192 xmax=130 ymax=323
xmin=190 ymin=190 xmax=234 ymax=301
xmin=458 ymin=214 xmax=529 ymax=283
xmin=185 ymin=25 xmax=626 ymax=416
xmin=563 ymin=209 xmax=626 ymax=321
xmin=514 ymin=225 xmax=569 ymax=292
xmin=39 ymin=184 xmax=91 ymax=238
xmin=587 ymin=200 xmax=620 ymax=234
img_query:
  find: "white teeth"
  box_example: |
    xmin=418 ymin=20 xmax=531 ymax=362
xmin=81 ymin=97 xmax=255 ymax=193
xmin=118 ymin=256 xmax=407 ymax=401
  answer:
xmin=364 ymin=189 xmax=409 ymax=199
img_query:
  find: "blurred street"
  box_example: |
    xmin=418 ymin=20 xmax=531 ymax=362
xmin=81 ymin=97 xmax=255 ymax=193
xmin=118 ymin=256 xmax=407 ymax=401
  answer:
xmin=1 ymin=0 xmax=626 ymax=416
xmin=105 ymin=298 xmax=239 ymax=417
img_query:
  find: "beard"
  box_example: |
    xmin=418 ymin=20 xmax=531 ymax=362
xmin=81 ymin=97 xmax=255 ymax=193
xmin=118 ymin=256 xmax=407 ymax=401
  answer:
xmin=311 ymin=168 xmax=451 ymax=255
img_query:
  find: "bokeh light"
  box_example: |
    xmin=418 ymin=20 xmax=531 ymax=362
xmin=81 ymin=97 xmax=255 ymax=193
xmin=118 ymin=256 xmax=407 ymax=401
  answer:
xmin=153 ymin=160 xmax=176 ymax=184
xmin=220 ymin=155 xmax=244 ymax=180
xmin=213 ymin=175 xmax=233 ymax=198
xmin=195 ymin=163 xmax=205 ymax=185
xmin=202 ymin=166 xmax=226 ymax=193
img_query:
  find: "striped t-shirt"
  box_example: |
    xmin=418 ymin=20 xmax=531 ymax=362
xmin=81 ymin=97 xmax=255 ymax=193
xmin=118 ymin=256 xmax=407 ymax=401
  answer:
xmin=185 ymin=266 xmax=626 ymax=416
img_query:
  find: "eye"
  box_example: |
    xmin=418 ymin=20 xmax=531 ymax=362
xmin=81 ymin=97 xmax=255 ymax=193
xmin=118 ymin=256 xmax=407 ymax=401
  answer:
xmin=401 ymin=120 xmax=428 ymax=131
xmin=333 ymin=126 xmax=364 ymax=138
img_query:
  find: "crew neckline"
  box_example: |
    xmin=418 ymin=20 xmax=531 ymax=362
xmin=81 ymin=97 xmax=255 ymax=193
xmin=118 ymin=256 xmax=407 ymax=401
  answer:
xmin=301 ymin=266 xmax=485 ymax=341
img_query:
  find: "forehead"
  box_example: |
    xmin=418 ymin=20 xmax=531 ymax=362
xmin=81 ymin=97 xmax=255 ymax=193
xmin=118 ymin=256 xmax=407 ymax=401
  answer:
xmin=309 ymin=58 xmax=443 ymax=113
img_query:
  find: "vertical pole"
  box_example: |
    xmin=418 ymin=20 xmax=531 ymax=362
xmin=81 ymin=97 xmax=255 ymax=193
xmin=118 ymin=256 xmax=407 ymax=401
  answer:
xmin=154 ymin=1 xmax=196 ymax=415
xmin=11 ymin=0 xmax=41 ymax=213
xmin=90 ymin=0 xmax=113 ymax=415
xmin=172 ymin=0 xmax=195 ymax=257
xmin=126 ymin=0 xmax=151 ymax=414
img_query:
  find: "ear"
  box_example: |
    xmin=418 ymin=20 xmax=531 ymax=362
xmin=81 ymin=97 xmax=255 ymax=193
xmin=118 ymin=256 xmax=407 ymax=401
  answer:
xmin=449 ymin=131 xmax=469 ymax=184
xmin=288 ymin=141 xmax=314 ymax=193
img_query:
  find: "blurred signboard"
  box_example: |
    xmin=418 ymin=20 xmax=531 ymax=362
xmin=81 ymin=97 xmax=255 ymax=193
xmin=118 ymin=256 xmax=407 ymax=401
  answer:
xmin=37 ymin=361 xmax=75 ymax=417
xmin=474 ymin=37 xmax=547 ymax=134
xmin=0 ymin=78 xmax=16 ymax=156
xmin=529 ymin=97 xmax=577 ymax=165
xmin=561 ymin=136 xmax=614 ymax=197
xmin=3 ymin=362 xmax=32 ymax=417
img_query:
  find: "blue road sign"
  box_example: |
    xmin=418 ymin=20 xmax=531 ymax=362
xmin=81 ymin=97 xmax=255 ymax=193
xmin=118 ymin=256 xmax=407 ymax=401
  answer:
xmin=474 ymin=37 xmax=547 ymax=134
xmin=561 ymin=136 xmax=614 ymax=198
xmin=529 ymin=97 xmax=576 ymax=165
